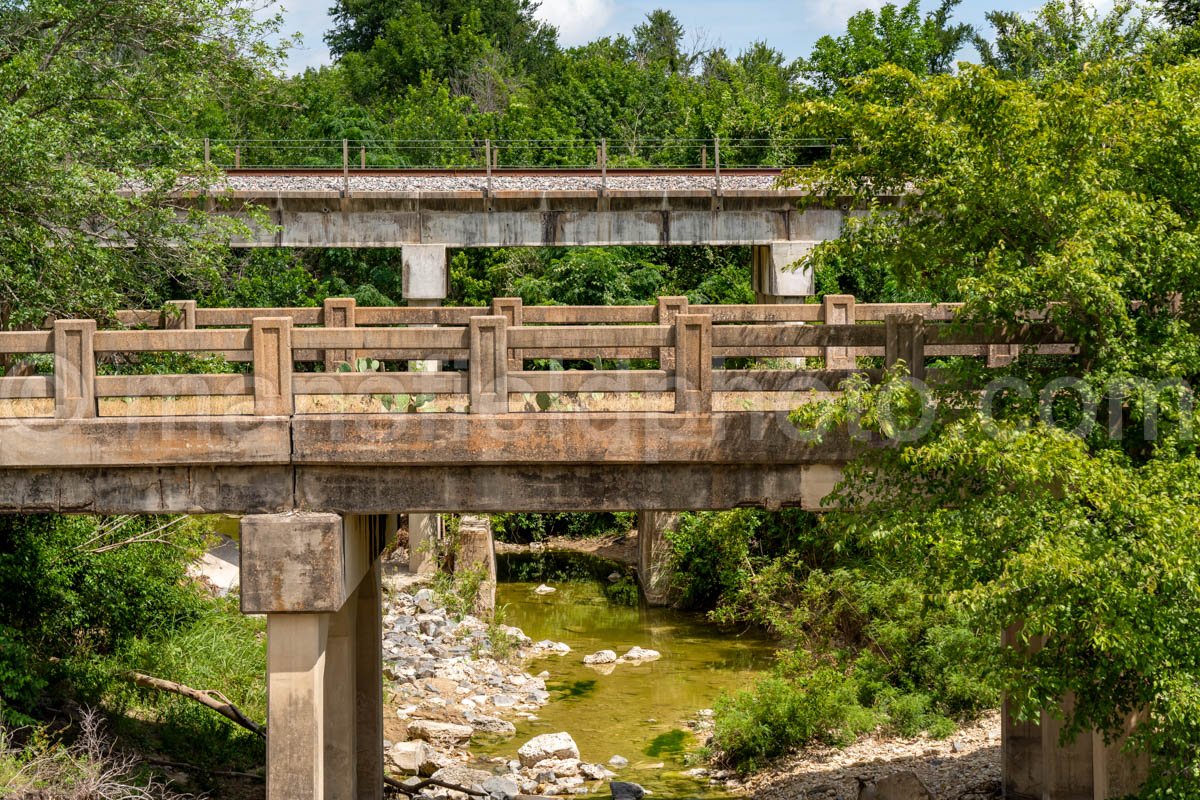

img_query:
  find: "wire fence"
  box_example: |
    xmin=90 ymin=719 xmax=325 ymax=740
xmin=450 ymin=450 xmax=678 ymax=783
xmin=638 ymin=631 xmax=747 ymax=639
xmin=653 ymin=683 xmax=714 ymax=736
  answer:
xmin=191 ymin=137 xmax=836 ymax=170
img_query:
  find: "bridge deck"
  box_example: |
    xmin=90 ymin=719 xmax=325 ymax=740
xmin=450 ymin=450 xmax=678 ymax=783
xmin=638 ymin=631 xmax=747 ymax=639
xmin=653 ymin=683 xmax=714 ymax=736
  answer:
xmin=0 ymin=297 xmax=1071 ymax=514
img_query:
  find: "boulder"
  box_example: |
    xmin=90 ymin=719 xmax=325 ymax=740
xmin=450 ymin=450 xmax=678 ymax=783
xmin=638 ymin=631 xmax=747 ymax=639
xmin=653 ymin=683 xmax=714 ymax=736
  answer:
xmin=857 ymin=771 xmax=934 ymax=800
xmin=583 ymin=650 xmax=617 ymax=665
xmin=610 ymin=781 xmax=646 ymax=800
xmin=534 ymin=584 xmax=557 ymax=595
xmin=618 ymin=647 xmax=660 ymax=663
xmin=482 ymin=776 xmax=520 ymax=800
xmin=579 ymin=762 xmax=613 ymax=781
xmin=518 ymin=732 xmax=581 ymax=768
xmin=469 ymin=714 xmax=517 ymax=736
xmin=608 ymin=755 xmax=629 ymax=768
xmin=407 ymin=719 xmax=474 ymax=743
xmin=387 ymin=740 xmax=433 ymax=774
xmin=431 ymin=765 xmax=494 ymax=793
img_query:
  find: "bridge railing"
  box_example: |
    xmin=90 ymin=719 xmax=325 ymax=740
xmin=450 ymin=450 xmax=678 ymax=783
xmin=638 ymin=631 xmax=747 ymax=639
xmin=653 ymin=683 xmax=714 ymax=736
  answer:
xmin=0 ymin=297 xmax=1074 ymax=420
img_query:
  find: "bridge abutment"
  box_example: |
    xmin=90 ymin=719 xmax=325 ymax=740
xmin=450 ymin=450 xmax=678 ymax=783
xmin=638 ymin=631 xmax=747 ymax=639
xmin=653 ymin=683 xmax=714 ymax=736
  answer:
xmin=241 ymin=512 xmax=393 ymax=800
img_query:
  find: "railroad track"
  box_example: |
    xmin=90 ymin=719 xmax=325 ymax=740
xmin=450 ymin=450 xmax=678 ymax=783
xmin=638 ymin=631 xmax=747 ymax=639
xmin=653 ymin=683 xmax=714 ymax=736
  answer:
xmin=220 ymin=166 xmax=788 ymax=178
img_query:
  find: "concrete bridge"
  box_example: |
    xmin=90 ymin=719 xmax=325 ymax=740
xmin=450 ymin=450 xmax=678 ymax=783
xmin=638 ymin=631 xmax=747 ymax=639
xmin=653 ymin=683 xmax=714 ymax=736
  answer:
xmin=0 ymin=296 xmax=1137 ymax=799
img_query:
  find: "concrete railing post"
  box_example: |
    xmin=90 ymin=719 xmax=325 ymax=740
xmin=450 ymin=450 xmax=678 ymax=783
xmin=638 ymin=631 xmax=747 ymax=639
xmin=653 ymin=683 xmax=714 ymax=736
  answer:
xmin=656 ymin=296 xmax=689 ymax=371
xmin=491 ymin=297 xmax=523 ymax=371
xmin=674 ymin=313 xmax=712 ymax=413
xmin=885 ymin=313 xmax=925 ymax=382
xmin=53 ymin=319 xmax=96 ymax=419
xmin=162 ymin=300 xmax=196 ymax=331
xmin=988 ymin=343 xmax=1020 ymax=368
xmin=253 ymin=317 xmax=294 ymax=416
xmin=822 ymin=294 xmax=856 ymax=369
xmin=469 ymin=316 xmax=508 ymax=414
xmin=323 ymin=297 xmax=357 ymax=372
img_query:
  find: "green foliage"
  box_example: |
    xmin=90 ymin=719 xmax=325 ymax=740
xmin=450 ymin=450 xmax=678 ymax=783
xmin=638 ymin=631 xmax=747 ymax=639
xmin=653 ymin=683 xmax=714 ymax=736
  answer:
xmin=802 ymin=0 xmax=974 ymax=94
xmin=713 ymin=668 xmax=877 ymax=772
xmin=603 ymin=576 xmax=640 ymax=607
xmin=0 ymin=515 xmax=206 ymax=721
xmin=108 ymin=596 xmax=267 ymax=774
xmin=491 ymin=512 xmax=633 ymax=544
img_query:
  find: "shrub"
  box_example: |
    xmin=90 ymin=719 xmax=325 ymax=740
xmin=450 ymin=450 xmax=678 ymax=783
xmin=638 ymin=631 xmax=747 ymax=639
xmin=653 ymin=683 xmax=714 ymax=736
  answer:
xmin=490 ymin=512 xmax=633 ymax=544
xmin=712 ymin=668 xmax=877 ymax=772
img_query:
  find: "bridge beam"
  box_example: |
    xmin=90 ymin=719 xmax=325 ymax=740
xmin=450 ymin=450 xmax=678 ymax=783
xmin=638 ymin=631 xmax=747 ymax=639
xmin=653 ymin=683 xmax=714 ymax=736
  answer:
xmin=241 ymin=513 xmax=393 ymax=800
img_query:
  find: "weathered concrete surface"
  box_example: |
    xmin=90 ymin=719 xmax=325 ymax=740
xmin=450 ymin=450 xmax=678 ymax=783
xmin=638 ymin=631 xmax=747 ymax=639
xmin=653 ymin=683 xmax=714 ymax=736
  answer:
xmin=215 ymin=191 xmax=861 ymax=249
xmin=294 ymin=463 xmax=836 ymax=513
xmin=637 ymin=512 xmax=678 ymax=606
xmin=290 ymin=412 xmax=865 ymax=466
xmin=456 ymin=515 xmax=497 ymax=618
xmin=402 ymin=245 xmax=448 ymax=299
xmin=266 ymin=613 xmax=329 ymax=799
xmin=0 ymin=466 xmax=292 ymax=514
xmin=0 ymin=417 xmax=291 ymax=468
xmin=240 ymin=513 xmax=391 ymax=614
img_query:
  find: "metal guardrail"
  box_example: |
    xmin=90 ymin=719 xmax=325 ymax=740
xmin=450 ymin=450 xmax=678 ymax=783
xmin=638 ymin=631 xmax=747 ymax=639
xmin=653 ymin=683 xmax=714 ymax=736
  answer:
xmin=194 ymin=137 xmax=836 ymax=171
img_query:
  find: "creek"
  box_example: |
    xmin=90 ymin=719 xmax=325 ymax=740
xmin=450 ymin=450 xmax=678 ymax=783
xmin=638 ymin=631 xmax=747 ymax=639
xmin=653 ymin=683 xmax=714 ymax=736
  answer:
xmin=473 ymin=551 xmax=776 ymax=799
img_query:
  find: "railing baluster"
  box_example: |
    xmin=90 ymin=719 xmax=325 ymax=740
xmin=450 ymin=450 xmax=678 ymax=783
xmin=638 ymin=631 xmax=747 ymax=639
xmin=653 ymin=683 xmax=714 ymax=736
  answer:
xmin=656 ymin=296 xmax=688 ymax=371
xmin=323 ymin=297 xmax=357 ymax=372
xmin=885 ymin=313 xmax=925 ymax=381
xmin=491 ymin=298 xmax=523 ymax=371
xmin=162 ymin=300 xmax=196 ymax=331
xmin=674 ymin=313 xmax=712 ymax=413
xmin=253 ymin=317 xmax=294 ymax=416
xmin=469 ymin=316 xmax=508 ymax=414
xmin=54 ymin=319 xmax=96 ymax=419
xmin=822 ymin=294 xmax=855 ymax=369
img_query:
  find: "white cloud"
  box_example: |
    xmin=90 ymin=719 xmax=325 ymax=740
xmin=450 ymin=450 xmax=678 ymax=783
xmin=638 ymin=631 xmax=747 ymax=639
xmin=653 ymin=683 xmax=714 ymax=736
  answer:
xmin=534 ymin=0 xmax=617 ymax=46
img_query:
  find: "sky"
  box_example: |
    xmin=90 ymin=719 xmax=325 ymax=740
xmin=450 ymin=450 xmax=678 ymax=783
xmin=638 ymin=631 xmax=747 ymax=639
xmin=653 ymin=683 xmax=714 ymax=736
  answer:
xmin=272 ymin=0 xmax=1041 ymax=75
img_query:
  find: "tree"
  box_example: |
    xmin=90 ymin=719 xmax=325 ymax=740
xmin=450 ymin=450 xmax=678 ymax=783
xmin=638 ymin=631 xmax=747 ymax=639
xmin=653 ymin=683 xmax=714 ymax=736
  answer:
xmin=973 ymin=0 xmax=1150 ymax=79
xmin=784 ymin=54 xmax=1200 ymax=794
xmin=633 ymin=9 xmax=691 ymax=74
xmin=326 ymin=0 xmax=558 ymax=96
xmin=1160 ymin=0 xmax=1200 ymax=28
xmin=0 ymin=0 xmax=285 ymax=329
xmin=801 ymin=0 xmax=973 ymax=95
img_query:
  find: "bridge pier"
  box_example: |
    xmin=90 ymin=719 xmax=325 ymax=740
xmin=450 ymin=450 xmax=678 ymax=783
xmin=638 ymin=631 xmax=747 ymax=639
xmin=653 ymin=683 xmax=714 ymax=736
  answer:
xmin=751 ymin=242 xmax=816 ymax=304
xmin=241 ymin=512 xmax=393 ymax=800
xmin=637 ymin=511 xmax=678 ymax=606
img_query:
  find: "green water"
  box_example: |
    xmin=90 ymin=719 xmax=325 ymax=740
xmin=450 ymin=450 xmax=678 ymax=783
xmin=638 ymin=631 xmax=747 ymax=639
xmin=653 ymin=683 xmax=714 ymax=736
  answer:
xmin=474 ymin=552 xmax=776 ymax=799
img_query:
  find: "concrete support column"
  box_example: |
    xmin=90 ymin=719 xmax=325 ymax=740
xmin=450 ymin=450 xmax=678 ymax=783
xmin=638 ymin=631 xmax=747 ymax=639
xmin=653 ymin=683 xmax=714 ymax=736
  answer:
xmin=401 ymin=245 xmax=449 ymax=302
xmin=750 ymin=242 xmax=816 ymax=304
xmin=242 ymin=513 xmax=391 ymax=800
xmin=456 ymin=515 xmax=497 ymax=618
xmin=638 ymin=511 xmax=678 ymax=607
xmin=1001 ymin=625 xmax=1149 ymax=800
xmin=267 ymin=613 xmax=329 ymax=799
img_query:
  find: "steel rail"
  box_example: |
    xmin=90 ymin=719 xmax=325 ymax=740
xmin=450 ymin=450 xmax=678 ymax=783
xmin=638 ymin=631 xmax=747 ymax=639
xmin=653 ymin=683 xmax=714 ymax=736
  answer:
xmin=218 ymin=166 xmax=790 ymax=178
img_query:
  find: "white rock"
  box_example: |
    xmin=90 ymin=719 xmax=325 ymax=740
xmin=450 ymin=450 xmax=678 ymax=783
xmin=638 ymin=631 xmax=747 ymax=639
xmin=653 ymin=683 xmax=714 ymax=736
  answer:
xmin=406 ymin=719 xmax=474 ymax=743
xmin=608 ymin=755 xmax=629 ymax=768
xmin=618 ymin=646 xmax=661 ymax=662
xmin=518 ymin=732 xmax=581 ymax=768
xmin=534 ymin=584 xmax=557 ymax=595
xmin=583 ymin=650 xmax=618 ymax=665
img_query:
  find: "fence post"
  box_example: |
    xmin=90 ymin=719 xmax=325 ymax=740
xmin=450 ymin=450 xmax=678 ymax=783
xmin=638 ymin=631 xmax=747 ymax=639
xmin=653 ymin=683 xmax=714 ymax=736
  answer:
xmin=600 ymin=138 xmax=607 ymax=195
xmin=674 ymin=313 xmax=712 ymax=413
xmin=162 ymin=300 xmax=197 ymax=331
xmin=714 ymin=135 xmax=722 ymax=197
xmin=235 ymin=146 xmax=241 ymax=169
xmin=204 ymin=137 xmax=210 ymax=166
xmin=656 ymin=296 xmax=689 ymax=372
xmin=822 ymin=295 xmax=856 ymax=370
xmin=988 ymin=343 xmax=1020 ymax=368
xmin=469 ymin=316 xmax=508 ymax=414
xmin=885 ymin=313 xmax=925 ymax=381
xmin=253 ymin=317 xmax=294 ymax=416
xmin=323 ymin=298 xmax=357 ymax=372
xmin=54 ymin=319 xmax=96 ymax=419
xmin=360 ymin=145 xmax=366 ymax=169
xmin=491 ymin=298 xmax=523 ymax=372
xmin=485 ymin=139 xmax=493 ymax=202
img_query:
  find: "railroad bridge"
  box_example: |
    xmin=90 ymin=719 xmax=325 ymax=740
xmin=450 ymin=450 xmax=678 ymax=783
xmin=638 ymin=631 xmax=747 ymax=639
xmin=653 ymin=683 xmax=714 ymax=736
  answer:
xmin=0 ymin=295 xmax=1137 ymax=799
